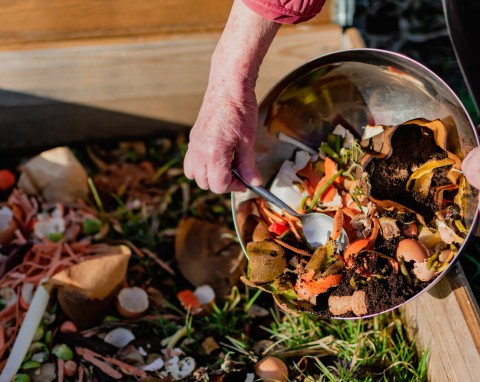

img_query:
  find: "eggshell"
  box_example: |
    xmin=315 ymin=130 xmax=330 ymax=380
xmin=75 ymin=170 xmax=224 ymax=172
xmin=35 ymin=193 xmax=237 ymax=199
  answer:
xmin=396 ymin=238 xmax=429 ymax=263
xmin=0 ymin=206 xmax=17 ymax=245
xmin=254 ymin=356 xmax=288 ymax=382
xmin=116 ymin=286 xmax=149 ymax=318
xmin=412 ymin=261 xmax=437 ymax=282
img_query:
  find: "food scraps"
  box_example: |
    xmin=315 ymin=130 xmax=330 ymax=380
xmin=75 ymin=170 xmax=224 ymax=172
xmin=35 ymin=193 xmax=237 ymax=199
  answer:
xmin=0 ymin=134 xmax=431 ymax=382
xmin=240 ymin=118 xmax=473 ymax=317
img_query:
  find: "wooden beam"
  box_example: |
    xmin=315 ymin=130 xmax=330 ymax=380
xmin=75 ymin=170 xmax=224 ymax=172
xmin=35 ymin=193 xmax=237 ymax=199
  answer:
xmin=400 ymin=262 xmax=480 ymax=382
xmin=0 ymin=24 xmax=345 ymax=127
xmin=0 ymin=0 xmax=332 ymax=50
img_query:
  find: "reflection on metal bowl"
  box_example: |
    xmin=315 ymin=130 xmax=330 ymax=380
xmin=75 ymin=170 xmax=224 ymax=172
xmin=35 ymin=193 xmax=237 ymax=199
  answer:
xmin=232 ymin=48 xmax=479 ymax=319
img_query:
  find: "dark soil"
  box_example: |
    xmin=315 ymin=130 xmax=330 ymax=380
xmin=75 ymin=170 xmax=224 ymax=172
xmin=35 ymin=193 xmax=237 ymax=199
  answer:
xmin=367 ymin=124 xmax=448 ymax=223
xmin=329 ymin=251 xmax=424 ymax=317
xmin=273 ymin=239 xmax=426 ymax=318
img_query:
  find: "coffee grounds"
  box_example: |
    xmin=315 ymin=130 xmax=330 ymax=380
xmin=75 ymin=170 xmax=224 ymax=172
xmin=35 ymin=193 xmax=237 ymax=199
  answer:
xmin=367 ymin=124 xmax=447 ymax=223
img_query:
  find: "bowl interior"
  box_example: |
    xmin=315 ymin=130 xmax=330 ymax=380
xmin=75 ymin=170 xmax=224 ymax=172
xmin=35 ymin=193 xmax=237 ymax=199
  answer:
xmin=232 ymin=48 xmax=479 ymax=318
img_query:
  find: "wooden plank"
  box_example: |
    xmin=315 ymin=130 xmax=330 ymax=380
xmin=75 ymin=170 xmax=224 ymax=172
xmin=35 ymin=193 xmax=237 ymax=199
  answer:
xmin=400 ymin=262 xmax=480 ymax=382
xmin=0 ymin=0 xmax=332 ymax=50
xmin=0 ymin=24 xmax=346 ymax=127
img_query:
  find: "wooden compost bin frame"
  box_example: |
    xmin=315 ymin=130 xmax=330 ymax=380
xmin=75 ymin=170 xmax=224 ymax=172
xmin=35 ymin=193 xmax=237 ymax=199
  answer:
xmin=0 ymin=1 xmax=479 ymax=381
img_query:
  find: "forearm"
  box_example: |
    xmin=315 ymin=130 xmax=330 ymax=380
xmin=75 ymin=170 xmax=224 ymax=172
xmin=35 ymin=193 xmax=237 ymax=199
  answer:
xmin=210 ymin=0 xmax=281 ymax=90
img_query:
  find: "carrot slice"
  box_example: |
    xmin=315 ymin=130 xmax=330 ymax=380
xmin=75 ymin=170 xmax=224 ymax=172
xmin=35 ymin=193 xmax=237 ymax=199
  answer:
xmin=344 ymin=238 xmax=370 ymax=267
xmin=295 ymin=271 xmax=343 ymax=300
xmin=298 ymin=162 xmax=321 ymax=190
xmin=314 ymin=177 xmax=335 ymax=203
xmin=255 ymin=198 xmax=284 ymax=224
xmin=341 ymin=207 xmax=358 ymax=219
xmin=344 ymin=217 xmax=380 ymax=267
xmin=0 ymin=169 xmax=15 ymax=191
xmin=177 ymin=290 xmax=201 ymax=311
xmin=75 ymin=347 xmax=123 ymax=379
xmin=331 ymin=209 xmax=344 ymax=241
xmin=324 ymin=157 xmax=343 ymax=185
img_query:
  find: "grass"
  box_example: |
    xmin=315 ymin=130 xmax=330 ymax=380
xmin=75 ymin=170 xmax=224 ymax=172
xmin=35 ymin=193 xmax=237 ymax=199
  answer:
xmin=176 ymin=283 xmax=428 ymax=381
xmin=86 ymin=137 xmax=428 ymax=381
xmin=2 ymin=137 xmax=426 ymax=381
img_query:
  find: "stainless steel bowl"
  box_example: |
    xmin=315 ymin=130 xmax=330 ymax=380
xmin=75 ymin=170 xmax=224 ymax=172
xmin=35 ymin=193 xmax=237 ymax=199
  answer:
xmin=232 ymin=48 xmax=479 ymax=318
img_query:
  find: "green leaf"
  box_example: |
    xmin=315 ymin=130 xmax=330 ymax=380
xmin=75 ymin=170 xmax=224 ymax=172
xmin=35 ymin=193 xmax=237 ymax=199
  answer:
xmin=21 ymin=360 xmax=41 ymax=370
xmin=52 ymin=344 xmax=74 ymax=361
xmin=47 ymin=232 xmax=63 ymax=242
xmin=13 ymin=374 xmax=31 ymax=382
xmin=83 ymin=218 xmax=102 ymax=235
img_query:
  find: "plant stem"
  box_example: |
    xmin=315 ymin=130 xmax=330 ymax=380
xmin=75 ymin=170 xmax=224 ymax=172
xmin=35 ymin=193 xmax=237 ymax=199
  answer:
xmin=307 ymin=170 xmax=344 ymax=212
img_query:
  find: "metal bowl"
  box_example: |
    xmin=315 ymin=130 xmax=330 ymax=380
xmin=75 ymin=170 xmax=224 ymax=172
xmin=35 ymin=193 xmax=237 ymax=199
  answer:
xmin=232 ymin=48 xmax=479 ymax=318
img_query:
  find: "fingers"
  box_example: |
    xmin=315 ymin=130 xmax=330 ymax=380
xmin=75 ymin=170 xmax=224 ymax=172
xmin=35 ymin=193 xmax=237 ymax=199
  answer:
xmin=183 ymin=141 xmax=210 ymax=190
xmin=462 ymin=147 xmax=480 ymax=190
xmin=184 ymin=134 xmax=258 ymax=193
xmin=235 ymin=134 xmax=262 ymax=187
xmin=183 ymin=128 xmax=241 ymax=193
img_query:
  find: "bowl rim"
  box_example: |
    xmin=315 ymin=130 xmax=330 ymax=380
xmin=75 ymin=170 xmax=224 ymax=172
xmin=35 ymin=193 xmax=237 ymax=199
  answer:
xmin=231 ymin=47 xmax=480 ymax=319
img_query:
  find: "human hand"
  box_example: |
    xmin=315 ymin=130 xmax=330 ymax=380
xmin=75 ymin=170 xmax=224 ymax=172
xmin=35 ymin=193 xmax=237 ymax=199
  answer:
xmin=183 ymin=0 xmax=280 ymax=194
xmin=184 ymin=72 xmax=260 ymax=193
xmin=462 ymin=146 xmax=480 ymax=191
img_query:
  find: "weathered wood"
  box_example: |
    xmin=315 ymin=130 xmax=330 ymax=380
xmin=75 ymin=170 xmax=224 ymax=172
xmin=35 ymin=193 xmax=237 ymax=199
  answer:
xmin=0 ymin=24 xmax=346 ymax=130
xmin=0 ymin=0 xmax=331 ymax=50
xmin=400 ymin=262 xmax=480 ymax=382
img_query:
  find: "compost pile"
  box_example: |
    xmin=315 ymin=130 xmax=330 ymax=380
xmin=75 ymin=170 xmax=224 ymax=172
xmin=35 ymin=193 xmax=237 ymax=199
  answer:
xmin=239 ymin=118 xmax=470 ymax=318
xmin=0 ymin=138 xmax=248 ymax=382
xmin=0 ymin=132 xmax=429 ymax=382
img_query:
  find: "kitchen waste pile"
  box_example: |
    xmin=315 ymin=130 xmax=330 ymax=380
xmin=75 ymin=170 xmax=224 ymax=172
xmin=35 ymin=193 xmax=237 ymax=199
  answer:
xmin=239 ymin=118 xmax=470 ymax=317
xmin=0 ymin=131 xmax=431 ymax=381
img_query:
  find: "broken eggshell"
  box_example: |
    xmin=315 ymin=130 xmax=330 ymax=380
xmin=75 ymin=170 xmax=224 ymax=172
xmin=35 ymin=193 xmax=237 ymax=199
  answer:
xmin=396 ymin=238 xmax=436 ymax=282
xmin=412 ymin=261 xmax=437 ymax=282
xmin=116 ymin=286 xmax=149 ymax=319
xmin=396 ymin=238 xmax=429 ymax=263
xmin=163 ymin=356 xmax=196 ymax=381
xmin=104 ymin=327 xmax=136 ymax=348
xmin=193 ymin=284 xmax=215 ymax=306
xmin=0 ymin=206 xmax=17 ymax=245
xmin=254 ymin=356 xmax=289 ymax=382
xmin=0 ymin=287 xmax=18 ymax=310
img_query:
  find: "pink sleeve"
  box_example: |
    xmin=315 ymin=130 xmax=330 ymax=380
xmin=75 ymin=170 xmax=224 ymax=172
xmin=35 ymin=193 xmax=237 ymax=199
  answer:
xmin=242 ymin=0 xmax=326 ymax=24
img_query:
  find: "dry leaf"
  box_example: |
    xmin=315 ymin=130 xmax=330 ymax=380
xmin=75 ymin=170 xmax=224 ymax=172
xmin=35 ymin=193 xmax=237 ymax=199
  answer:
xmin=49 ymin=245 xmax=131 ymax=328
xmin=18 ymin=147 xmax=89 ymax=203
xmin=175 ymin=217 xmax=245 ymax=297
